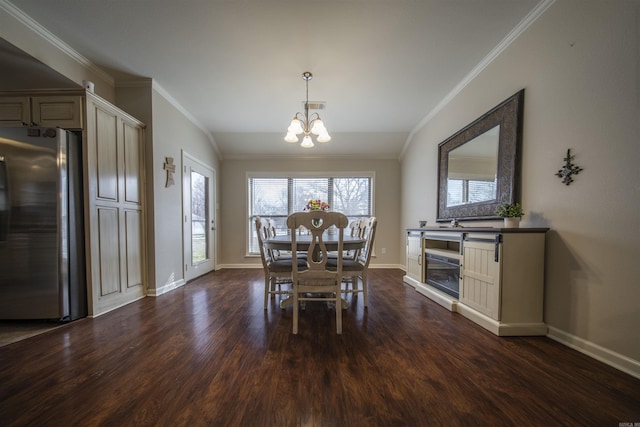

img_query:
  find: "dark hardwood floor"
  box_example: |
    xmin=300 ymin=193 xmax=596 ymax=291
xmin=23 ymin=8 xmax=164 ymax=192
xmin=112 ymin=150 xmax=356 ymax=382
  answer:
xmin=0 ymin=268 xmax=638 ymax=426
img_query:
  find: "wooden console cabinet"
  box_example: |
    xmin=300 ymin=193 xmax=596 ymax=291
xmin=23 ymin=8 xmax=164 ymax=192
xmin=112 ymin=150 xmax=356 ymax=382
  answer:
xmin=403 ymin=227 xmax=548 ymax=336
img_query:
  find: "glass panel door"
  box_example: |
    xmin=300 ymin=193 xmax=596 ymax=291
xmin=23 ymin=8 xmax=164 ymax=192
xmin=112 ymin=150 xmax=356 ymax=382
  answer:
xmin=183 ymin=153 xmax=215 ymax=281
xmin=191 ymin=170 xmax=208 ymax=264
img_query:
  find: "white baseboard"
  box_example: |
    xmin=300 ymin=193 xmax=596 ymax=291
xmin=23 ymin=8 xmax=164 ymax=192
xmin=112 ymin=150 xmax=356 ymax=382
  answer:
xmin=415 ymin=282 xmax=458 ymax=312
xmin=217 ymin=263 xmax=262 ymax=269
xmin=370 ymin=263 xmax=405 ymax=269
xmin=547 ymin=326 xmax=640 ymax=380
xmin=88 ymin=294 xmax=146 ymax=318
xmin=148 ymin=278 xmax=186 ymax=297
xmin=455 ymin=303 xmax=547 ymax=336
xmin=218 ymin=263 xmax=405 ymax=270
xmin=402 ymin=274 xmax=420 ymax=289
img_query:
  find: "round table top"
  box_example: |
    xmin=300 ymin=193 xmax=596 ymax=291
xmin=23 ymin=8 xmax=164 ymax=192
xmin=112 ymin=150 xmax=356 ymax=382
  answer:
xmin=264 ymin=234 xmax=365 ymax=251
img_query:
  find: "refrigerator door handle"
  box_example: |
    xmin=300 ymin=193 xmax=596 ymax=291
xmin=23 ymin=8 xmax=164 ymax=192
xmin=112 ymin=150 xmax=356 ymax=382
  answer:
xmin=0 ymin=156 xmax=8 ymax=242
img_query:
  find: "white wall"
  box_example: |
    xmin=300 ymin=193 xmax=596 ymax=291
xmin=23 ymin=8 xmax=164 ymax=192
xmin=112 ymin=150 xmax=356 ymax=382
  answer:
xmin=145 ymin=91 xmax=220 ymax=293
xmin=220 ymin=157 xmax=401 ymax=268
xmin=116 ymin=84 xmax=222 ymax=294
xmin=401 ymin=0 xmax=640 ymax=371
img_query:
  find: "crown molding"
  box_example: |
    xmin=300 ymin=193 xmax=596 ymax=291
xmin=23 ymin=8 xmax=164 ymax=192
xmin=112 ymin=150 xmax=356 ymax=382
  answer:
xmin=115 ymin=79 xmax=153 ymax=88
xmin=151 ymin=79 xmax=223 ymax=160
xmin=400 ymin=0 xmax=556 ymax=160
xmin=223 ymin=153 xmax=399 ymax=161
xmin=0 ymin=0 xmax=114 ymax=86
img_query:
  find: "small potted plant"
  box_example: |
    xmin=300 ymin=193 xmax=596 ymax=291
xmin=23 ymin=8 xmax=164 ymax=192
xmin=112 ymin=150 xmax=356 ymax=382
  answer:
xmin=496 ymin=202 xmax=524 ymax=228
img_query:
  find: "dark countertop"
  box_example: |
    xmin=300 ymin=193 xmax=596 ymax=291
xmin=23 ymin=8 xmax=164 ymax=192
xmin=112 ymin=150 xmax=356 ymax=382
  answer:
xmin=407 ymin=227 xmax=549 ymax=233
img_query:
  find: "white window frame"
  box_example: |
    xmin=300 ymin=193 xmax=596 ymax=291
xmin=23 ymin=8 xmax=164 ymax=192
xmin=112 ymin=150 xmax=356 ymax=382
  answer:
xmin=247 ymin=172 xmax=375 ymax=255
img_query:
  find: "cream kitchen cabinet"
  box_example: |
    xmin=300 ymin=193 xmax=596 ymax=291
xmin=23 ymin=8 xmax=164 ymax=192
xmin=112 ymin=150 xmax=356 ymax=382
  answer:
xmin=0 ymin=95 xmax=83 ymax=128
xmin=84 ymin=93 xmax=146 ymax=316
xmin=0 ymin=89 xmax=146 ymax=317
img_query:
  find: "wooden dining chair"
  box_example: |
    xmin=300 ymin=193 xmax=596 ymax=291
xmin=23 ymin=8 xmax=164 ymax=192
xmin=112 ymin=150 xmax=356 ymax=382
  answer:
xmin=335 ymin=216 xmax=377 ymax=307
xmin=327 ymin=219 xmax=362 ymax=262
xmin=264 ymin=218 xmax=283 ymax=260
xmin=264 ymin=218 xmax=307 ymax=262
xmin=255 ymin=216 xmax=300 ymax=310
xmin=287 ymin=211 xmax=349 ymax=334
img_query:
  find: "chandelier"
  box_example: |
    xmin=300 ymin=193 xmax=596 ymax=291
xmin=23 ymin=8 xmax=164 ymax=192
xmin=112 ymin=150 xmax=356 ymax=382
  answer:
xmin=284 ymin=71 xmax=331 ymax=148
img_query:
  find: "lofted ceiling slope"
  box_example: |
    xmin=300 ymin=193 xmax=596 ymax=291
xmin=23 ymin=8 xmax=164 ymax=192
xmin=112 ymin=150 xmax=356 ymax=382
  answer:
xmin=2 ymin=0 xmax=543 ymax=158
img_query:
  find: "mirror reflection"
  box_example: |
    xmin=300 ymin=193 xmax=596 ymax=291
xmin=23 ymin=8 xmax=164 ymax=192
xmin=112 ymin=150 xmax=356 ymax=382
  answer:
xmin=446 ymin=125 xmax=499 ymax=207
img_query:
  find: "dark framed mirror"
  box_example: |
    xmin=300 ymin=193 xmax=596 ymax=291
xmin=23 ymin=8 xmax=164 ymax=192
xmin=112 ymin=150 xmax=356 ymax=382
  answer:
xmin=437 ymin=89 xmax=524 ymax=222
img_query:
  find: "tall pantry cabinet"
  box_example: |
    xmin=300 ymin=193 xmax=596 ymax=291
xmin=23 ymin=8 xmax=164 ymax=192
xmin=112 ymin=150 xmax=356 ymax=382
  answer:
xmin=85 ymin=93 xmax=146 ymax=315
xmin=0 ymin=90 xmax=146 ymax=316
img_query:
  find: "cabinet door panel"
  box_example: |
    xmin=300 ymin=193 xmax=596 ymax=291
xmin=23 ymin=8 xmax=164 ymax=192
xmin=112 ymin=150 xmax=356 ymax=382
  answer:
xmin=85 ymin=94 xmax=146 ymax=315
xmin=96 ymin=206 xmax=121 ymax=297
xmin=124 ymin=209 xmax=143 ymax=289
xmin=122 ymin=120 xmax=142 ymax=204
xmin=94 ymin=106 xmax=119 ymax=201
xmin=32 ymin=96 xmax=83 ymax=128
xmin=0 ymin=97 xmax=29 ymax=126
xmin=461 ymin=240 xmax=500 ymax=319
xmin=406 ymin=235 xmax=423 ymax=281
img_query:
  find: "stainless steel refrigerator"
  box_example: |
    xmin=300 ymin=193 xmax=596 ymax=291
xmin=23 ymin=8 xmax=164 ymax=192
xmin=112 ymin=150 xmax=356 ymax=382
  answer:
xmin=0 ymin=127 xmax=86 ymax=321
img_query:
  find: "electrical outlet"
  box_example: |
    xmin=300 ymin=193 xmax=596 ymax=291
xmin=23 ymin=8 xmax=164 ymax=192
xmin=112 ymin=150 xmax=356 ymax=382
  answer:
xmin=381 ymin=247 xmax=386 ymax=254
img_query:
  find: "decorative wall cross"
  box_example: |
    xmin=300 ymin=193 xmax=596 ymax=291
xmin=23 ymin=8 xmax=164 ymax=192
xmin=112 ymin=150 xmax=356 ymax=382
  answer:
xmin=163 ymin=157 xmax=176 ymax=187
xmin=555 ymin=149 xmax=583 ymax=185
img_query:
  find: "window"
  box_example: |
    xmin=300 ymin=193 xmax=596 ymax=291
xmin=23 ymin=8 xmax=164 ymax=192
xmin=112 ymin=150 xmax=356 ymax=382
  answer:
xmin=446 ymin=178 xmax=496 ymax=207
xmin=248 ymin=175 xmax=373 ymax=254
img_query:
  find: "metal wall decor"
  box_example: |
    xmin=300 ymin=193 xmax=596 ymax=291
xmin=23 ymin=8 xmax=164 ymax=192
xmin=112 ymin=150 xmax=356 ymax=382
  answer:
xmin=555 ymin=149 xmax=583 ymax=185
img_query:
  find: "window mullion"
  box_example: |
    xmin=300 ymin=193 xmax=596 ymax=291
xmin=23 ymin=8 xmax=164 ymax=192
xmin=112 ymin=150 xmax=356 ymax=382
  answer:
xmin=328 ymin=177 xmax=334 ymax=210
xmin=287 ymin=178 xmax=294 ymax=215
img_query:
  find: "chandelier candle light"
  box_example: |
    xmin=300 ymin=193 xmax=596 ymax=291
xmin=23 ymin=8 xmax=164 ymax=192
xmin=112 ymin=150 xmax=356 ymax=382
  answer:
xmin=284 ymin=71 xmax=331 ymax=148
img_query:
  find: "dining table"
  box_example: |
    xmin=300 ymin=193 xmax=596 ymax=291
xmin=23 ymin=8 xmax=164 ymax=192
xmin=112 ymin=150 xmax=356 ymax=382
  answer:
xmin=263 ymin=233 xmax=366 ymax=308
xmin=263 ymin=233 xmax=366 ymax=254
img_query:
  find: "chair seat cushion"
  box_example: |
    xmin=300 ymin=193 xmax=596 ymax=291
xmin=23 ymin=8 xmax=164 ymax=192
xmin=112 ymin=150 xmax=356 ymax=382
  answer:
xmin=326 ymin=258 xmax=363 ymax=272
xmin=269 ymin=258 xmax=307 ymax=272
xmin=274 ymin=252 xmax=308 ymax=261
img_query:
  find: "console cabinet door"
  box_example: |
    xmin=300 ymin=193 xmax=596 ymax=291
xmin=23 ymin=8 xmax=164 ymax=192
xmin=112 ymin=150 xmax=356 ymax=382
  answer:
xmin=406 ymin=233 xmax=423 ymax=282
xmin=460 ymin=239 xmax=501 ymax=320
xmin=85 ymin=96 xmax=145 ymax=315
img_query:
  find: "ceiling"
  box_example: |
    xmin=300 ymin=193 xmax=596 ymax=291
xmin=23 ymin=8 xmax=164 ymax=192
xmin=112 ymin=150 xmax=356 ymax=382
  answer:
xmin=2 ymin=0 xmax=542 ymax=159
